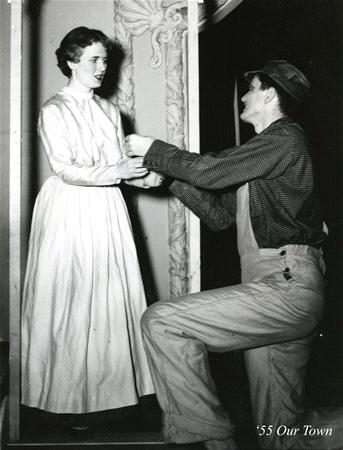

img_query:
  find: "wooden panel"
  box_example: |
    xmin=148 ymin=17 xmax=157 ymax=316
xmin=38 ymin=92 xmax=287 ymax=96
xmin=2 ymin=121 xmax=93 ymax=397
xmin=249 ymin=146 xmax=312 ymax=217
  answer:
xmin=8 ymin=0 xmax=22 ymax=442
xmin=187 ymin=0 xmax=202 ymax=293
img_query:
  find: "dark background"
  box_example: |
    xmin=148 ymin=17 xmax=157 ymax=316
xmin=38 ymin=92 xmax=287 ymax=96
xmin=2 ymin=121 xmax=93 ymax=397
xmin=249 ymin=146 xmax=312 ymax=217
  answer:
xmin=200 ymin=0 xmax=343 ymax=432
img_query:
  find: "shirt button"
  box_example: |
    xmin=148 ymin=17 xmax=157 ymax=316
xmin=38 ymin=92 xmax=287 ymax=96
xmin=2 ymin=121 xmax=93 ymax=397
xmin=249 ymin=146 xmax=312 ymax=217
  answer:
xmin=280 ymin=250 xmax=286 ymax=256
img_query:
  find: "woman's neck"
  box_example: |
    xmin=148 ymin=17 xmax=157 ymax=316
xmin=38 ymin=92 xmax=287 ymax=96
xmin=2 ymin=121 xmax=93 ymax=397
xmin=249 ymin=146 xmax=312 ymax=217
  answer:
xmin=67 ymin=78 xmax=93 ymax=94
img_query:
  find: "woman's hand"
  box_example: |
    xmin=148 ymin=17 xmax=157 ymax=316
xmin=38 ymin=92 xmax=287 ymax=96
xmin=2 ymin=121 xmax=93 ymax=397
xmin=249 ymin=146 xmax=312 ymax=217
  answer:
xmin=117 ymin=157 xmax=148 ymax=180
xmin=125 ymin=134 xmax=155 ymax=157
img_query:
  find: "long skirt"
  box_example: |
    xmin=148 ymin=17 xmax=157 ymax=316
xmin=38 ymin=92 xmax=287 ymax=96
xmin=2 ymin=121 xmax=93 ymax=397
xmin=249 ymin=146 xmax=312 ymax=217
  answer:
xmin=21 ymin=176 xmax=154 ymax=413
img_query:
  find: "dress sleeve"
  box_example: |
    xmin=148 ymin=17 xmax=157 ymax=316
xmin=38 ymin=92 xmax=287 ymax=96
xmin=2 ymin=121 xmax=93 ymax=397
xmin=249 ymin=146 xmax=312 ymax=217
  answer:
xmin=38 ymin=104 xmax=122 ymax=186
xmin=114 ymin=106 xmax=126 ymax=154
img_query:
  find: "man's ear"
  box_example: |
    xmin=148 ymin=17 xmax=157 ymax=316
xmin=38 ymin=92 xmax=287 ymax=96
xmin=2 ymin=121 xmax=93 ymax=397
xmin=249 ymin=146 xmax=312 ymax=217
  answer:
xmin=264 ymin=87 xmax=277 ymax=104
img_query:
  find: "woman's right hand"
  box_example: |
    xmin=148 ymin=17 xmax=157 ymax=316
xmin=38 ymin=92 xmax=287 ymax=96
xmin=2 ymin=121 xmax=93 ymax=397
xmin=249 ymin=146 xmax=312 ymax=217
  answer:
xmin=117 ymin=157 xmax=148 ymax=180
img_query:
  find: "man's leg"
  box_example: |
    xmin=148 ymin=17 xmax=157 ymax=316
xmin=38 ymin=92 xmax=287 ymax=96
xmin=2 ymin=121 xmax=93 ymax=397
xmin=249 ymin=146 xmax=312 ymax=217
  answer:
xmin=245 ymin=340 xmax=343 ymax=450
xmin=141 ymin=272 xmax=322 ymax=446
xmin=142 ymin=298 xmax=234 ymax=445
xmin=245 ymin=336 xmax=314 ymax=449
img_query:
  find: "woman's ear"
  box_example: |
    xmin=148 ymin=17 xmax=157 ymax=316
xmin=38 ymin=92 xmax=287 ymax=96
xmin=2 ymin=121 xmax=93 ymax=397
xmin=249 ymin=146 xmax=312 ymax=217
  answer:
xmin=67 ymin=60 xmax=76 ymax=72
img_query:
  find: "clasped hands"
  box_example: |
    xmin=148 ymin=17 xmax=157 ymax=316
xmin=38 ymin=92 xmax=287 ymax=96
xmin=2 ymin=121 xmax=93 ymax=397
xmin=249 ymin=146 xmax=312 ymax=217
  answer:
xmin=122 ymin=134 xmax=162 ymax=189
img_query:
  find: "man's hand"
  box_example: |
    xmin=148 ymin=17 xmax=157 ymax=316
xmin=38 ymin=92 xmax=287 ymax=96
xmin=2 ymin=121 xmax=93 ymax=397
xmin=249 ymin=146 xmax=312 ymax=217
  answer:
xmin=124 ymin=171 xmax=164 ymax=189
xmin=125 ymin=134 xmax=155 ymax=157
xmin=143 ymin=171 xmax=164 ymax=187
xmin=124 ymin=178 xmax=149 ymax=189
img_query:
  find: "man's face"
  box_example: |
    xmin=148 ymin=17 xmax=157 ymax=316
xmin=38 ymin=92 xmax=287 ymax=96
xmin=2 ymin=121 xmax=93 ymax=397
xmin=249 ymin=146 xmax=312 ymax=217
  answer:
xmin=240 ymin=75 xmax=267 ymax=124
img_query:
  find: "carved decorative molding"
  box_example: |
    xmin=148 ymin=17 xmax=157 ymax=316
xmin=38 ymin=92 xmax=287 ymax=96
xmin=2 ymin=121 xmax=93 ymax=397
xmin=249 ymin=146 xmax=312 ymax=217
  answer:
xmin=114 ymin=0 xmax=186 ymax=69
xmin=112 ymin=0 xmax=242 ymax=132
xmin=113 ymin=0 xmax=136 ymax=123
xmin=113 ymin=0 xmax=189 ymax=298
xmin=165 ymin=25 xmax=188 ymax=297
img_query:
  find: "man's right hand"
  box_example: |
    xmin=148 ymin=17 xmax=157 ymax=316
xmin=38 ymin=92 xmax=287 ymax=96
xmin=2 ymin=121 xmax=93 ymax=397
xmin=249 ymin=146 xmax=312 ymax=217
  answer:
xmin=125 ymin=134 xmax=155 ymax=157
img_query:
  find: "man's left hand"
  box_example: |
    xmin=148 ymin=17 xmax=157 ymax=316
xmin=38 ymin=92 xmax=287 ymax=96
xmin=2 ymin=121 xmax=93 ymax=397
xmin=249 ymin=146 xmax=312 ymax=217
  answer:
xmin=143 ymin=171 xmax=164 ymax=187
xmin=125 ymin=134 xmax=155 ymax=157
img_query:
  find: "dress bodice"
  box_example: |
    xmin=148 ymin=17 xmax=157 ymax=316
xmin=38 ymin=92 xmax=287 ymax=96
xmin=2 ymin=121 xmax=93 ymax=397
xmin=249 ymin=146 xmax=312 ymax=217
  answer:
xmin=38 ymin=87 xmax=126 ymax=186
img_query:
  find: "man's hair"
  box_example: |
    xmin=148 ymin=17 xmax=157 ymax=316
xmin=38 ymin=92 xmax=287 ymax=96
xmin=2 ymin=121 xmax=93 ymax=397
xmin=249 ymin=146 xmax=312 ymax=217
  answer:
xmin=247 ymin=72 xmax=299 ymax=117
xmin=55 ymin=26 xmax=111 ymax=78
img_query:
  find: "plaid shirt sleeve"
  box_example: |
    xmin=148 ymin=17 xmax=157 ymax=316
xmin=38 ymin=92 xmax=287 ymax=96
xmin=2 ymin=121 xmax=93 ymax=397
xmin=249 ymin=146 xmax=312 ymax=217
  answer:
xmin=143 ymin=118 xmax=325 ymax=247
xmin=169 ymin=180 xmax=237 ymax=231
xmin=143 ymin=126 xmax=294 ymax=190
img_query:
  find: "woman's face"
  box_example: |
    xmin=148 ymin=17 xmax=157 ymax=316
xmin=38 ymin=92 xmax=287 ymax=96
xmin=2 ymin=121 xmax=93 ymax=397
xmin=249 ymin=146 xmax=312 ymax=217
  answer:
xmin=67 ymin=42 xmax=108 ymax=91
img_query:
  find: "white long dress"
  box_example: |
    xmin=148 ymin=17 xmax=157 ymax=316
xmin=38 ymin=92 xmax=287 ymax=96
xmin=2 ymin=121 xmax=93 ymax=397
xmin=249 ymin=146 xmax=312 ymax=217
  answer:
xmin=21 ymin=86 xmax=154 ymax=414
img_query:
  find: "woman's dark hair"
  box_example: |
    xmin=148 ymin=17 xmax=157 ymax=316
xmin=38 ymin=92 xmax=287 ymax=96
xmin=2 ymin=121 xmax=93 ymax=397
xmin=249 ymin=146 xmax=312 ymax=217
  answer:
xmin=246 ymin=72 xmax=299 ymax=118
xmin=56 ymin=26 xmax=111 ymax=78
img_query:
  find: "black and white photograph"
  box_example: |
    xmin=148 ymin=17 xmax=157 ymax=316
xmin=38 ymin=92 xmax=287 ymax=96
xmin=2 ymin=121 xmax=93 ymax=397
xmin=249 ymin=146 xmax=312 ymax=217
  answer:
xmin=0 ymin=0 xmax=343 ymax=449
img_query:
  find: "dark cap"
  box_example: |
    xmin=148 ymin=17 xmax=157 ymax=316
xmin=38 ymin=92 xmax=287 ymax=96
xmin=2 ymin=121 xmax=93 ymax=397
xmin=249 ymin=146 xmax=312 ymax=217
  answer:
xmin=244 ymin=60 xmax=310 ymax=103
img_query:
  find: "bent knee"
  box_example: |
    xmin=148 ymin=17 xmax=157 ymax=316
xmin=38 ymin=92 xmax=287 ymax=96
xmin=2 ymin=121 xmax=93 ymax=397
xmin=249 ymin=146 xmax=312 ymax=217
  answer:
xmin=141 ymin=301 xmax=175 ymax=336
xmin=141 ymin=307 xmax=155 ymax=335
xmin=141 ymin=303 xmax=163 ymax=334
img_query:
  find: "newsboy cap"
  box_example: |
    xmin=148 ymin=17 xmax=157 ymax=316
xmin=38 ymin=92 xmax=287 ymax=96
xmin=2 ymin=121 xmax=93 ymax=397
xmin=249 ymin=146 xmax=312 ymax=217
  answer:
xmin=244 ymin=60 xmax=310 ymax=103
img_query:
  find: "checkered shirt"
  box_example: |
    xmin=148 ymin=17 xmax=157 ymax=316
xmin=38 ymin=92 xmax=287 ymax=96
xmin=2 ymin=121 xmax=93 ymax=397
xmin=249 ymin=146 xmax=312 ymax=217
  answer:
xmin=143 ymin=117 xmax=326 ymax=249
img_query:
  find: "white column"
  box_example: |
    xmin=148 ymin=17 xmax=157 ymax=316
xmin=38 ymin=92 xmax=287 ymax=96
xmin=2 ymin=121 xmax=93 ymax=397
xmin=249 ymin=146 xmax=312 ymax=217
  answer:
xmin=186 ymin=0 xmax=202 ymax=293
xmin=8 ymin=0 xmax=22 ymax=441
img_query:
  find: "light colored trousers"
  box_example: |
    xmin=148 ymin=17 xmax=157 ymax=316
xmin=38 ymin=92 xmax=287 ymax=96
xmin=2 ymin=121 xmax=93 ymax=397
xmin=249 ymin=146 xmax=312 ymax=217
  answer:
xmin=141 ymin=245 xmax=343 ymax=449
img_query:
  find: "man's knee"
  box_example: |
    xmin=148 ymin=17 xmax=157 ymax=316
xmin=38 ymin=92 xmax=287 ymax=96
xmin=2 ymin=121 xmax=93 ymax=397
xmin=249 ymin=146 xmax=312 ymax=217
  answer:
xmin=142 ymin=296 xmax=188 ymax=340
xmin=141 ymin=305 xmax=156 ymax=337
xmin=141 ymin=301 xmax=171 ymax=338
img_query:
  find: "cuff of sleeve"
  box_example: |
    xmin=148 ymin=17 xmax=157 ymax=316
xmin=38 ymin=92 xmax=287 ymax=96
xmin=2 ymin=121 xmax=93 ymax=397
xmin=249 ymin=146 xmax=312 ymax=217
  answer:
xmin=162 ymin=176 xmax=173 ymax=189
xmin=168 ymin=180 xmax=210 ymax=221
xmin=107 ymin=165 xmax=121 ymax=185
xmin=169 ymin=179 xmax=187 ymax=196
xmin=143 ymin=139 xmax=178 ymax=171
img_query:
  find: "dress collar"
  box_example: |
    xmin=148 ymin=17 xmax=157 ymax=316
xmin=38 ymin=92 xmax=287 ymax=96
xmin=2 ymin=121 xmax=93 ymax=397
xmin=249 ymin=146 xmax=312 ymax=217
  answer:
xmin=60 ymin=86 xmax=94 ymax=101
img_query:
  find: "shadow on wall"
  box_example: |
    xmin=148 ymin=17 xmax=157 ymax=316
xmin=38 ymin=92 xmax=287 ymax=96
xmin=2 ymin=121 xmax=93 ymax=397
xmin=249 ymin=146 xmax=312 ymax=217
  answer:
xmin=96 ymin=40 xmax=124 ymax=100
xmin=98 ymin=40 xmax=163 ymax=306
xmin=25 ymin=0 xmax=45 ymax=213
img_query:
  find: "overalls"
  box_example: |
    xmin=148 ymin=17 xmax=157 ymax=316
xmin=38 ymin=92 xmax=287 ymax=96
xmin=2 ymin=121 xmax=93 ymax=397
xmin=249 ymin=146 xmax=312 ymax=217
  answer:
xmin=141 ymin=183 xmax=343 ymax=449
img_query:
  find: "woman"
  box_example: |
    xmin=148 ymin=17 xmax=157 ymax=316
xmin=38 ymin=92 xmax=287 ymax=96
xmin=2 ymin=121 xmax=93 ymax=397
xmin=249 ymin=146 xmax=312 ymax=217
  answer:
xmin=21 ymin=27 xmax=157 ymax=416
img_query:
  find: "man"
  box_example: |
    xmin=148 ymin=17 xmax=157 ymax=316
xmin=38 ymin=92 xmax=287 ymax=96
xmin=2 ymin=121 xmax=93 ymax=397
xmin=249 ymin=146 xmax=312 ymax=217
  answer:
xmin=125 ymin=61 xmax=343 ymax=449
